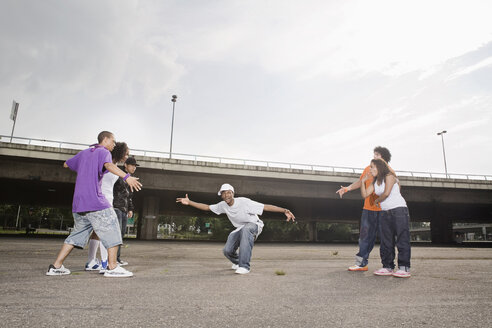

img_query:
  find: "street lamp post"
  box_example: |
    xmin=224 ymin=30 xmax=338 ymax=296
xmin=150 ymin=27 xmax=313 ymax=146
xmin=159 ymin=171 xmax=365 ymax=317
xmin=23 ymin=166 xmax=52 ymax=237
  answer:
xmin=169 ymin=95 xmax=178 ymax=159
xmin=437 ymin=130 xmax=448 ymax=178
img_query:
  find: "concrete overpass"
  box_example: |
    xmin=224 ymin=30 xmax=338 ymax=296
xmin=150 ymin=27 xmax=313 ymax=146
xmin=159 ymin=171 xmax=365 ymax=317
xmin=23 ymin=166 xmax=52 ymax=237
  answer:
xmin=1 ymin=140 xmax=491 ymax=243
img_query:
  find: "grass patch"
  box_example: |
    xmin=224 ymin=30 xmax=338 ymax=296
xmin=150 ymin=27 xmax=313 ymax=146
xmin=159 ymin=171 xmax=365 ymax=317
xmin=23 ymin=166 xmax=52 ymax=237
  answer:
xmin=332 ymin=251 xmax=339 ymax=256
xmin=275 ymin=270 xmax=286 ymax=276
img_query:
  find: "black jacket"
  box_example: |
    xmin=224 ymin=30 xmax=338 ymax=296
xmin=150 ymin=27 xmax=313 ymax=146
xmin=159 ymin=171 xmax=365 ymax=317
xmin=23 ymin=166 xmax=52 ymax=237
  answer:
xmin=113 ymin=175 xmax=134 ymax=213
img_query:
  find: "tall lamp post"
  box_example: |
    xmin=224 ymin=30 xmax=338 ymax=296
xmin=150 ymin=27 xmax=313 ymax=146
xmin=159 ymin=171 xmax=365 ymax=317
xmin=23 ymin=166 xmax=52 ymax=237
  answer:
xmin=437 ymin=130 xmax=448 ymax=178
xmin=169 ymin=95 xmax=178 ymax=158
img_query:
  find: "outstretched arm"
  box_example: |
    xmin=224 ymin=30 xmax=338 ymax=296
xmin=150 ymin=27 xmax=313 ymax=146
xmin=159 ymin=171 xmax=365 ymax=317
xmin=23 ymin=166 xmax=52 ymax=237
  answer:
xmin=263 ymin=204 xmax=295 ymax=222
xmin=104 ymin=162 xmax=142 ymax=192
xmin=336 ymin=179 xmax=362 ymax=198
xmin=176 ymin=194 xmax=210 ymax=211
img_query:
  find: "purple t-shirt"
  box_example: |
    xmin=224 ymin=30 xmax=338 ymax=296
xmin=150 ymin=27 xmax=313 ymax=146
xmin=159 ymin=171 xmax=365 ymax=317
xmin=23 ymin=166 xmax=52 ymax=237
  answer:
xmin=66 ymin=146 xmax=113 ymax=213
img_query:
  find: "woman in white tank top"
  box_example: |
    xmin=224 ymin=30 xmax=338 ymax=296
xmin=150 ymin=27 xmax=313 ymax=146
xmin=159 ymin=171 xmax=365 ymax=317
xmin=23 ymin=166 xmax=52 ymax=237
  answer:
xmin=360 ymin=158 xmax=411 ymax=278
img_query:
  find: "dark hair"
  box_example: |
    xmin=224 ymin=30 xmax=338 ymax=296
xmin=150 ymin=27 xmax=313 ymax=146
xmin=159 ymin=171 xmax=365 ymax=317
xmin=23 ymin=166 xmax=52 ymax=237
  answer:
xmin=97 ymin=131 xmax=113 ymax=143
xmin=111 ymin=142 xmax=128 ymax=163
xmin=374 ymin=146 xmax=391 ymax=163
xmin=371 ymin=158 xmax=394 ymax=185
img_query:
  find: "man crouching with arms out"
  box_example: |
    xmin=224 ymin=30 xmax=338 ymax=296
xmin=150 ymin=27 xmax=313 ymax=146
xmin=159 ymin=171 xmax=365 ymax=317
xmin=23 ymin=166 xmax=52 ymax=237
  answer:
xmin=176 ymin=184 xmax=295 ymax=274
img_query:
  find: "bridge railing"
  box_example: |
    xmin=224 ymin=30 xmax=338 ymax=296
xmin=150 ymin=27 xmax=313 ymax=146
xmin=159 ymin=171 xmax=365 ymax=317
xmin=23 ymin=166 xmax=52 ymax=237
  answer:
xmin=2 ymin=135 xmax=491 ymax=181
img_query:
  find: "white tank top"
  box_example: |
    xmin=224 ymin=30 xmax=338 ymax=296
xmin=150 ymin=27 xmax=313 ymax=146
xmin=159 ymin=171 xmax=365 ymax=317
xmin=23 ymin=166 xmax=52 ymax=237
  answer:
xmin=373 ymin=178 xmax=407 ymax=211
xmin=101 ymin=172 xmax=119 ymax=205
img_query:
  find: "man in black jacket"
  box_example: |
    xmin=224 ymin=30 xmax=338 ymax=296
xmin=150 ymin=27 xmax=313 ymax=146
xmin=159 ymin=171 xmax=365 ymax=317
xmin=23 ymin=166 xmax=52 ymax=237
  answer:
xmin=113 ymin=156 xmax=139 ymax=266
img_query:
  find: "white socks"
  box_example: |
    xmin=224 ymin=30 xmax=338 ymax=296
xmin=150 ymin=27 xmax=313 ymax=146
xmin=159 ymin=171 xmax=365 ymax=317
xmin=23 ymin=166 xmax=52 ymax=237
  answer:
xmin=87 ymin=239 xmax=99 ymax=263
xmin=99 ymin=241 xmax=108 ymax=265
xmin=87 ymin=238 xmax=108 ymax=268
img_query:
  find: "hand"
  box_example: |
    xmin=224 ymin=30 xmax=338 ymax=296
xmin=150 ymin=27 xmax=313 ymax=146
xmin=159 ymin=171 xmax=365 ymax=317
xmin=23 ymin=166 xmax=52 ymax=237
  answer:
xmin=127 ymin=211 xmax=133 ymax=218
xmin=126 ymin=176 xmax=142 ymax=192
xmin=336 ymin=186 xmax=348 ymax=198
xmin=284 ymin=209 xmax=296 ymax=222
xmin=176 ymin=194 xmax=190 ymax=206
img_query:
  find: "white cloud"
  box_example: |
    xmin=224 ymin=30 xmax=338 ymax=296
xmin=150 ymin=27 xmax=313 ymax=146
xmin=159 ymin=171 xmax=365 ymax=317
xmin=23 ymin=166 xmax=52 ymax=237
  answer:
xmin=447 ymin=56 xmax=492 ymax=81
xmin=121 ymin=40 xmax=185 ymax=105
xmin=451 ymin=119 xmax=489 ymax=133
xmin=160 ymin=0 xmax=492 ymax=80
xmin=1 ymin=0 xmax=492 ymax=175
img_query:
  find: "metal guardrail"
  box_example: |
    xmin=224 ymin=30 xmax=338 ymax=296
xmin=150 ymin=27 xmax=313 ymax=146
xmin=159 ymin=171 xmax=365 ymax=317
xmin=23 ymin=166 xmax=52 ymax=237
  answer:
xmin=1 ymin=135 xmax=491 ymax=181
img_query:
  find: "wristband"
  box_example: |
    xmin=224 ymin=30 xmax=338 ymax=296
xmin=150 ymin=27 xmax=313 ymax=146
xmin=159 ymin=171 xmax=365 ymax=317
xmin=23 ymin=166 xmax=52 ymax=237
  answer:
xmin=123 ymin=173 xmax=131 ymax=181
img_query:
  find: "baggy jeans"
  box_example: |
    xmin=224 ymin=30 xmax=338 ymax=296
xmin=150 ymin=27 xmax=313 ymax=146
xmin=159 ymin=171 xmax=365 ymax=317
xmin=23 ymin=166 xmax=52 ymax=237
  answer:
xmin=379 ymin=206 xmax=411 ymax=270
xmin=223 ymin=222 xmax=258 ymax=270
xmin=355 ymin=209 xmax=380 ymax=267
xmin=66 ymin=208 xmax=122 ymax=249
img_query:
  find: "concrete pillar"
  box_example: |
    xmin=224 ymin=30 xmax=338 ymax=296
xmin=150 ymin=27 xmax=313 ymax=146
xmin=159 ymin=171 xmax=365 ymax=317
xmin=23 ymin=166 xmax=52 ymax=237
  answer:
xmin=307 ymin=221 xmax=317 ymax=242
xmin=139 ymin=196 xmax=159 ymax=240
xmin=430 ymin=216 xmax=453 ymax=244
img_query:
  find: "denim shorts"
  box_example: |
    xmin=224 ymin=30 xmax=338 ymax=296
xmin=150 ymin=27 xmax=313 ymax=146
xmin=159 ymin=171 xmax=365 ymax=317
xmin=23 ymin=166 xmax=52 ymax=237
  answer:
xmin=64 ymin=208 xmax=123 ymax=249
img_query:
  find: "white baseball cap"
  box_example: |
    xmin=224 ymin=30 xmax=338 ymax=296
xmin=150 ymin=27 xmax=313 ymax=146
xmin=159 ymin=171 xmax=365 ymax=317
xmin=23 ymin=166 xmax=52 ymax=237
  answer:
xmin=218 ymin=183 xmax=234 ymax=196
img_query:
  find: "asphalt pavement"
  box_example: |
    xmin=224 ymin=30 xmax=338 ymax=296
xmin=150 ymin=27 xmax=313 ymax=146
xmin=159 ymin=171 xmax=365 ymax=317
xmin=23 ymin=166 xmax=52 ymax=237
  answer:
xmin=1 ymin=237 xmax=491 ymax=327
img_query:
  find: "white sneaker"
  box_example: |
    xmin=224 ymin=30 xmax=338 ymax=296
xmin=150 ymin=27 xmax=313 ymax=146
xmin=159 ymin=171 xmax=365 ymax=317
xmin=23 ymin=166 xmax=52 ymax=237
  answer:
xmin=231 ymin=264 xmax=239 ymax=270
xmin=235 ymin=267 xmax=250 ymax=274
xmin=85 ymin=258 xmax=100 ymax=271
xmin=373 ymin=268 xmax=394 ymax=276
xmin=392 ymin=270 xmax=411 ymax=278
xmin=46 ymin=264 xmax=71 ymax=276
xmin=104 ymin=265 xmax=133 ymax=278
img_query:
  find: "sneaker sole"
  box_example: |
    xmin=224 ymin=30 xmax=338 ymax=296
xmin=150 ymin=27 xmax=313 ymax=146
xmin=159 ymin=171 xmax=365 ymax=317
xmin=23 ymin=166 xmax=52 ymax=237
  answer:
xmin=374 ymin=272 xmax=393 ymax=276
xmin=348 ymin=268 xmax=368 ymax=271
xmin=392 ymin=274 xmax=411 ymax=278
xmin=46 ymin=271 xmax=70 ymax=276
xmin=103 ymin=273 xmax=134 ymax=278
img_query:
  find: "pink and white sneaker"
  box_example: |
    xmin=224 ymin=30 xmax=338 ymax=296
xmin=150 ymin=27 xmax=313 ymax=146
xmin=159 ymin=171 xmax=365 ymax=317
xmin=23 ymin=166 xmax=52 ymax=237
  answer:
xmin=373 ymin=268 xmax=393 ymax=276
xmin=392 ymin=270 xmax=411 ymax=278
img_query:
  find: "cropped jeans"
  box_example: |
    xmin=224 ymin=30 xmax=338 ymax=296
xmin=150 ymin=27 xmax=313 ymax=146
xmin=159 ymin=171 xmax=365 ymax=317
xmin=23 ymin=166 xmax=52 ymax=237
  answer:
xmin=66 ymin=208 xmax=122 ymax=249
xmin=355 ymin=209 xmax=380 ymax=267
xmin=379 ymin=206 xmax=411 ymax=270
xmin=223 ymin=222 xmax=258 ymax=270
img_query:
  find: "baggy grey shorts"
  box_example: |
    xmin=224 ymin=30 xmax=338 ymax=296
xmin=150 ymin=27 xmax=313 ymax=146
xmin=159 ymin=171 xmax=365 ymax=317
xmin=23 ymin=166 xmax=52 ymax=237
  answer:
xmin=65 ymin=208 xmax=123 ymax=249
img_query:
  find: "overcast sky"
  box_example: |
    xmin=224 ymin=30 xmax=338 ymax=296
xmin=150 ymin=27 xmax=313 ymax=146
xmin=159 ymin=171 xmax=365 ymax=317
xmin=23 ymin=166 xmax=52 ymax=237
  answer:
xmin=1 ymin=0 xmax=491 ymax=176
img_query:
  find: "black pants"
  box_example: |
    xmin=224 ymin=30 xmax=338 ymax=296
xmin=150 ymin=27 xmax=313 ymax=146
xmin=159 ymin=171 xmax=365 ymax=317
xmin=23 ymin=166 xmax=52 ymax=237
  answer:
xmin=114 ymin=208 xmax=128 ymax=261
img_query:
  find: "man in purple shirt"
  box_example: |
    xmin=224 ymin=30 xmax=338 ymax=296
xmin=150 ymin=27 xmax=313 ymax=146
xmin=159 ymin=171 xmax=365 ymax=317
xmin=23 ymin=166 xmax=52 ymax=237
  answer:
xmin=46 ymin=131 xmax=142 ymax=278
